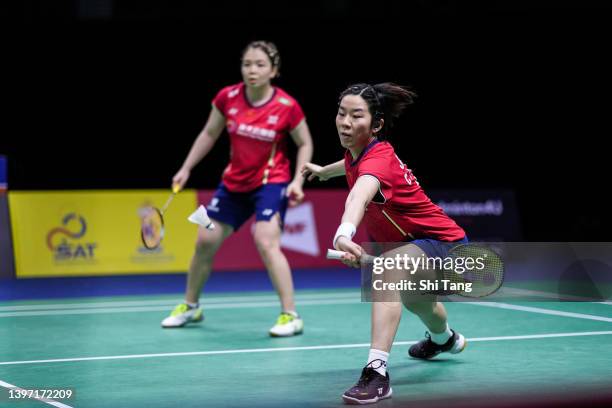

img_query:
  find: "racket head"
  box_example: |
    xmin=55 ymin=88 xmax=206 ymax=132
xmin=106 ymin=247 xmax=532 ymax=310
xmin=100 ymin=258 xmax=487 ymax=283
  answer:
xmin=444 ymin=244 xmax=505 ymax=298
xmin=140 ymin=206 xmax=165 ymax=250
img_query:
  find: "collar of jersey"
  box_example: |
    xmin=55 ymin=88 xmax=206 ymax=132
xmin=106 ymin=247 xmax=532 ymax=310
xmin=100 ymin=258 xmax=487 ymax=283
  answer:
xmin=242 ymin=84 xmax=278 ymax=109
xmin=350 ymin=138 xmax=380 ymax=167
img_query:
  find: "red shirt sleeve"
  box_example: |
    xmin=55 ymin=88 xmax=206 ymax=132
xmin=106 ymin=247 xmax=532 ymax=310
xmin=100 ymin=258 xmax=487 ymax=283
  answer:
xmin=288 ymin=100 xmax=305 ymax=131
xmin=212 ymin=86 xmax=230 ymax=114
xmin=357 ymin=152 xmax=394 ymax=202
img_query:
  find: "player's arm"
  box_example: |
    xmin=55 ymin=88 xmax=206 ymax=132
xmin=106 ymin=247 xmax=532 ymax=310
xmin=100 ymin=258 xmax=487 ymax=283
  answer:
xmin=286 ymin=120 xmax=314 ymax=206
xmin=301 ymin=159 xmax=346 ymax=181
xmin=173 ymin=106 xmax=226 ymax=189
xmin=334 ymin=175 xmax=380 ymax=267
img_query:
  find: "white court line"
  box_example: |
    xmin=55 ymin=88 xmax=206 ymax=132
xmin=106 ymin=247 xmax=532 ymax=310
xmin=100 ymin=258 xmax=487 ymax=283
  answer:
xmin=0 ymin=379 xmax=73 ymax=408
xmin=0 ymin=298 xmax=362 ymax=318
xmin=499 ymin=287 xmax=606 ymax=302
xmin=4 ymin=292 xmax=612 ymax=321
xmin=469 ymin=302 xmax=612 ymax=322
xmin=0 ymin=286 xmax=605 ymax=314
xmin=0 ymin=292 xmax=360 ymax=312
xmin=1 ymin=331 xmax=611 ymax=367
xmin=1 ymin=287 xmax=606 ymax=313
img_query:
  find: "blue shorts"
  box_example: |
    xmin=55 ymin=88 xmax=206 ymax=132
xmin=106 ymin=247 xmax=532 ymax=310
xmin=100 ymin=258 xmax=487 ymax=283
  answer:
xmin=205 ymin=182 xmax=289 ymax=231
xmin=410 ymin=236 xmax=469 ymax=258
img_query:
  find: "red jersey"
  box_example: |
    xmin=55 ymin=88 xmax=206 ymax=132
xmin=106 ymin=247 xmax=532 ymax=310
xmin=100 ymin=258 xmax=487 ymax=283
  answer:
xmin=212 ymin=83 xmax=305 ymax=192
xmin=345 ymin=140 xmax=465 ymax=243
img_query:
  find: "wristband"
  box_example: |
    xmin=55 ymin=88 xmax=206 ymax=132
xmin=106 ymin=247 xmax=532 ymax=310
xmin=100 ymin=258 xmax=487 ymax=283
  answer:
xmin=333 ymin=222 xmax=356 ymax=249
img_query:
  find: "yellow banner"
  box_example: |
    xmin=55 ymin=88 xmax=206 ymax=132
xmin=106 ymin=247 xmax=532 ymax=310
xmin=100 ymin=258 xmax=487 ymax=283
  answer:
xmin=9 ymin=190 xmax=198 ymax=277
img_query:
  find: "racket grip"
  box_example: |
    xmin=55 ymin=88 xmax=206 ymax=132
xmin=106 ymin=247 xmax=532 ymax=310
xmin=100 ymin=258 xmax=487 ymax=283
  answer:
xmin=326 ymin=249 xmax=345 ymax=260
xmin=172 ymin=184 xmax=181 ymax=194
xmin=326 ymin=249 xmax=375 ymax=264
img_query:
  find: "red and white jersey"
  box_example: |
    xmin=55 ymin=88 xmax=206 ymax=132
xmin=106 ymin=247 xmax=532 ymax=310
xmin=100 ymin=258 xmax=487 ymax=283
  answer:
xmin=345 ymin=140 xmax=466 ymax=243
xmin=212 ymin=82 xmax=305 ymax=192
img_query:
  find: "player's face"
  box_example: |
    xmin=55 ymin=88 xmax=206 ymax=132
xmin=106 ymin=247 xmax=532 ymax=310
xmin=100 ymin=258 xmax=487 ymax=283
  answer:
xmin=241 ymin=48 xmax=277 ymax=88
xmin=336 ymin=95 xmax=374 ymax=150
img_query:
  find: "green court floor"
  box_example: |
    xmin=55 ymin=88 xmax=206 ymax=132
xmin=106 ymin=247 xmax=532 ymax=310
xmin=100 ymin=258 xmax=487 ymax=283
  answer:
xmin=1 ymin=289 xmax=611 ymax=407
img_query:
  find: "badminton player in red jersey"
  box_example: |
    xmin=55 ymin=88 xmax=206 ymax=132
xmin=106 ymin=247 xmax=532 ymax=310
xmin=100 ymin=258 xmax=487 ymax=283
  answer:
xmin=162 ymin=41 xmax=313 ymax=337
xmin=303 ymin=83 xmax=467 ymax=404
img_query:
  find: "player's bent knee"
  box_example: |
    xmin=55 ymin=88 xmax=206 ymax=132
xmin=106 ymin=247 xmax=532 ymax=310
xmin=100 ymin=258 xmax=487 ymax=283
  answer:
xmin=195 ymin=237 xmax=217 ymax=251
xmin=195 ymin=222 xmax=231 ymax=254
xmin=253 ymin=224 xmax=281 ymax=255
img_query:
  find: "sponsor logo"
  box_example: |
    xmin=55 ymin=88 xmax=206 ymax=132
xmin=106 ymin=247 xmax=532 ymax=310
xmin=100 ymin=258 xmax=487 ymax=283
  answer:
xmin=207 ymin=198 xmax=220 ymax=212
xmin=236 ymin=123 xmax=276 ymax=142
xmin=437 ymin=200 xmax=504 ymax=216
xmin=278 ymin=97 xmax=291 ymax=106
xmin=227 ymin=119 xmax=238 ymax=133
xmin=280 ymin=202 xmax=320 ymax=256
xmin=46 ymin=213 xmax=97 ymax=261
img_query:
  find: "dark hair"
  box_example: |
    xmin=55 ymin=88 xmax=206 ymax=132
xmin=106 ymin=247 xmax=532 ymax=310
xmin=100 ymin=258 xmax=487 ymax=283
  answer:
xmin=242 ymin=41 xmax=281 ymax=76
xmin=339 ymin=83 xmax=417 ymax=138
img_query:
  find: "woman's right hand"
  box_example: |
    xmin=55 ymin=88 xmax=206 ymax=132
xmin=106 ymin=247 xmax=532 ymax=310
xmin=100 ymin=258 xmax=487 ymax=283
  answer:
xmin=335 ymin=236 xmax=364 ymax=269
xmin=301 ymin=163 xmax=330 ymax=182
xmin=172 ymin=167 xmax=191 ymax=191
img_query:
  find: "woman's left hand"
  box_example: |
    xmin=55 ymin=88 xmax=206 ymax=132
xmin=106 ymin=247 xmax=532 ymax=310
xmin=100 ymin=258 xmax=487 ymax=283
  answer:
xmin=286 ymin=181 xmax=305 ymax=207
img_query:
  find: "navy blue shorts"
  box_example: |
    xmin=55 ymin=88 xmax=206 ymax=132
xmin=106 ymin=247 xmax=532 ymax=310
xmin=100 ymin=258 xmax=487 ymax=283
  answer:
xmin=205 ymin=182 xmax=289 ymax=231
xmin=410 ymin=236 xmax=469 ymax=258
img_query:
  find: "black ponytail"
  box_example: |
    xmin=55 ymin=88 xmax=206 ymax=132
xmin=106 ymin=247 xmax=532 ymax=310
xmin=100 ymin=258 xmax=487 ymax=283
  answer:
xmin=339 ymin=83 xmax=416 ymax=139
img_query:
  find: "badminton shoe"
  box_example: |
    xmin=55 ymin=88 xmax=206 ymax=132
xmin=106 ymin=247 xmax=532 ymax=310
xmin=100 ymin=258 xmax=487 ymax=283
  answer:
xmin=342 ymin=360 xmax=392 ymax=405
xmin=161 ymin=303 xmax=204 ymax=328
xmin=269 ymin=312 xmax=303 ymax=337
xmin=408 ymin=329 xmax=466 ymax=360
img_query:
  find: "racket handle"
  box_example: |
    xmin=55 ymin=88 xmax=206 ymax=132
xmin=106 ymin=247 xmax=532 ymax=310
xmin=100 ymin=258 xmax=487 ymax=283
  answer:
xmin=326 ymin=249 xmax=375 ymax=264
xmin=326 ymin=249 xmax=345 ymax=260
xmin=172 ymin=184 xmax=181 ymax=194
xmin=161 ymin=193 xmax=175 ymax=214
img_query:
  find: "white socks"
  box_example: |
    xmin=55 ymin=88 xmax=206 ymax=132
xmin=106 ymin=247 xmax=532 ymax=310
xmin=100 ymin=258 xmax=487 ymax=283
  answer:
xmin=430 ymin=323 xmax=453 ymax=345
xmin=367 ymin=349 xmax=389 ymax=376
xmin=186 ymin=302 xmax=199 ymax=309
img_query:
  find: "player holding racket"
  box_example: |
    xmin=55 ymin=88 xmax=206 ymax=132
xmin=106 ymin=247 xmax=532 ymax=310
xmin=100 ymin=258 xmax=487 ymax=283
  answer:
xmin=302 ymin=83 xmax=467 ymax=404
xmin=162 ymin=41 xmax=313 ymax=337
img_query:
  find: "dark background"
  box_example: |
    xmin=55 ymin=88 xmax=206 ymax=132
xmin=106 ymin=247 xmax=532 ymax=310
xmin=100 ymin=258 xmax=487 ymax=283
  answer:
xmin=1 ymin=0 xmax=610 ymax=241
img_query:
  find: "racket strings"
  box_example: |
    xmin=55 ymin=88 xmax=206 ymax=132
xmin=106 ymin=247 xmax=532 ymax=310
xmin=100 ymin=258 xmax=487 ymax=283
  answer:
xmin=141 ymin=189 xmax=178 ymax=250
xmin=141 ymin=207 xmax=164 ymax=249
xmin=445 ymin=245 xmax=505 ymax=297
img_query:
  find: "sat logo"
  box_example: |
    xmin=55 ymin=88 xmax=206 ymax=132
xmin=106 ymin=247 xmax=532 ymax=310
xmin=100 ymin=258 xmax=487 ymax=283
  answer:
xmin=46 ymin=213 xmax=97 ymax=261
